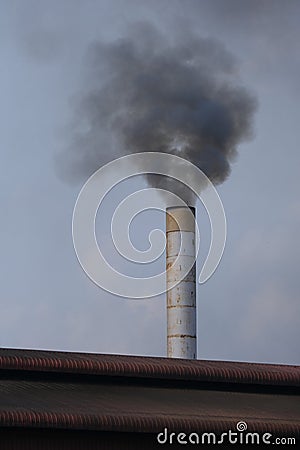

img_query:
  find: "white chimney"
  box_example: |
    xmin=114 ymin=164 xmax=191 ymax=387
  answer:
xmin=166 ymin=206 xmax=196 ymax=359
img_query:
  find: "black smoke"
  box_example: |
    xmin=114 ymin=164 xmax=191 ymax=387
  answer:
xmin=63 ymin=23 xmax=257 ymax=197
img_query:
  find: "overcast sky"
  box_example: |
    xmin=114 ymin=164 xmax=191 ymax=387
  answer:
xmin=1 ymin=0 xmax=299 ymax=364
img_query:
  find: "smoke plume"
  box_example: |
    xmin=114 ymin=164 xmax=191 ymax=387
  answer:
xmin=64 ymin=23 xmax=257 ymax=199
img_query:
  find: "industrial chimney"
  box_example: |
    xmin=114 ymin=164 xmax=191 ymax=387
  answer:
xmin=166 ymin=206 xmax=196 ymax=359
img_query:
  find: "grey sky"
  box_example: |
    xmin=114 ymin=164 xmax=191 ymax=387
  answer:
xmin=0 ymin=0 xmax=299 ymax=364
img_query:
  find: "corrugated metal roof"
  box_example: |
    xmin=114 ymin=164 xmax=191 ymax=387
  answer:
xmin=0 ymin=348 xmax=299 ymax=386
xmin=0 ymin=378 xmax=299 ymax=435
xmin=0 ymin=348 xmax=299 ymax=438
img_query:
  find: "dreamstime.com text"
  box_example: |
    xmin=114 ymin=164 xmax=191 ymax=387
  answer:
xmin=156 ymin=422 xmax=296 ymax=445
